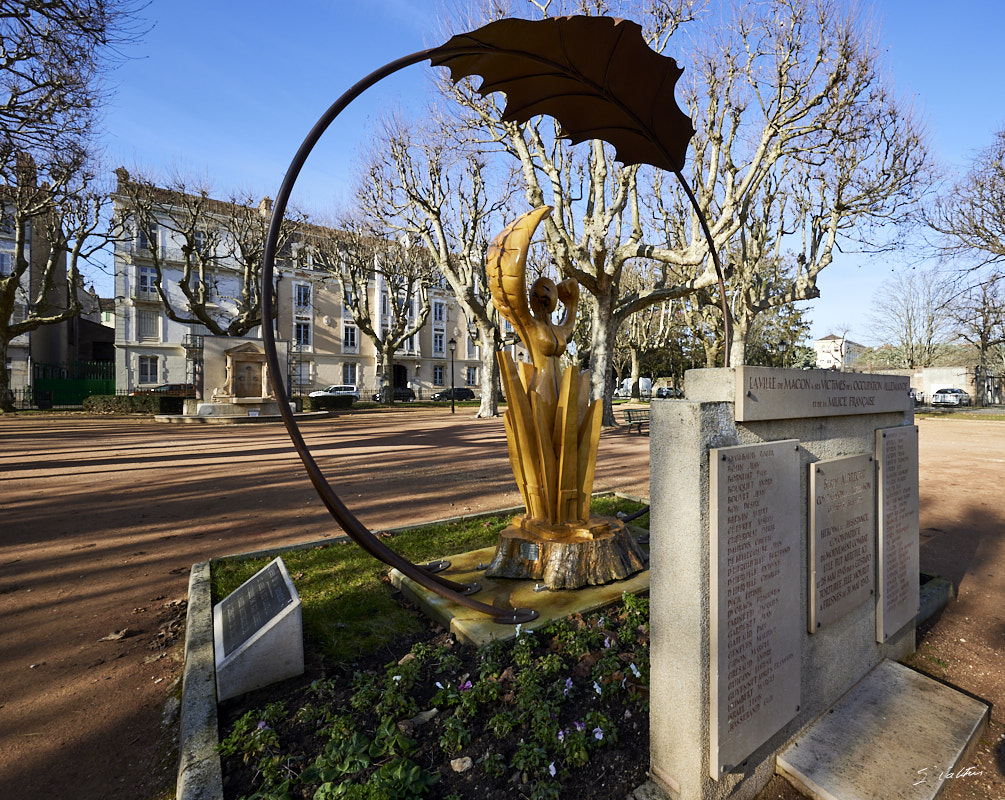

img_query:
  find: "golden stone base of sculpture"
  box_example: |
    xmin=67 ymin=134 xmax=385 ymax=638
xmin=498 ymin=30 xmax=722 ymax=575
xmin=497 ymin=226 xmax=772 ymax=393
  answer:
xmin=484 ymin=515 xmax=647 ymax=589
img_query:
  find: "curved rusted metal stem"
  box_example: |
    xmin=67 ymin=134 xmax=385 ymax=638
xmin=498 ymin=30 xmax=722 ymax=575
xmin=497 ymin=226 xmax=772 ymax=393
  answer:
xmin=673 ymin=168 xmax=732 ymax=367
xmin=261 ymin=49 xmax=537 ymax=625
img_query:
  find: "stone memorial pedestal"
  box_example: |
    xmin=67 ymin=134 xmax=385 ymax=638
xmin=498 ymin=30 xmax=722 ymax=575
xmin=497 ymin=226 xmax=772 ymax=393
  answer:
xmin=649 ymin=367 xmax=922 ymax=800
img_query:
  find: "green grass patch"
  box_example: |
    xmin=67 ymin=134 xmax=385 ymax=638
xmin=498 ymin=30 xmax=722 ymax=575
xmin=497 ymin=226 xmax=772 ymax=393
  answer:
xmin=210 ymin=497 xmax=648 ymax=661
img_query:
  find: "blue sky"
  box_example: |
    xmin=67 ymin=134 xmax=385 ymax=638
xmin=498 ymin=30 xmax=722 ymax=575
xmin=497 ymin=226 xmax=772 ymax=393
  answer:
xmin=97 ymin=0 xmax=1005 ymax=344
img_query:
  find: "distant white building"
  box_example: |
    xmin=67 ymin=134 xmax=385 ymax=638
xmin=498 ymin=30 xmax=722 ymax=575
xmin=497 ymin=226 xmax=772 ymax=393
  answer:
xmin=813 ymin=334 xmax=865 ymax=371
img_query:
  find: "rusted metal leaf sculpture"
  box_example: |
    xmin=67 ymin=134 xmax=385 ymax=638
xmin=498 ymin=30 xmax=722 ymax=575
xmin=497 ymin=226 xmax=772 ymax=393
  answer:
xmin=428 ymin=15 xmax=695 ymax=173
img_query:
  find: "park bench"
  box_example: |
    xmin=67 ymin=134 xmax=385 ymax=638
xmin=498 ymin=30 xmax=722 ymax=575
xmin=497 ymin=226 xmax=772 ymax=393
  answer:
xmin=622 ymin=408 xmax=650 ymax=434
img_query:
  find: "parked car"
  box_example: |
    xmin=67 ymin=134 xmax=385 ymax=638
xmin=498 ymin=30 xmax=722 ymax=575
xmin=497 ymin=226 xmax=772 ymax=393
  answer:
xmin=308 ymin=384 xmax=360 ymax=401
xmin=909 ymin=387 xmax=922 ymax=405
xmin=371 ymin=387 xmax=416 ymax=402
xmin=930 ymin=388 xmax=971 ymax=407
xmin=129 ymin=383 xmax=196 ymax=397
xmin=655 ymin=387 xmax=682 ymax=399
xmin=431 ymin=387 xmax=475 ymax=401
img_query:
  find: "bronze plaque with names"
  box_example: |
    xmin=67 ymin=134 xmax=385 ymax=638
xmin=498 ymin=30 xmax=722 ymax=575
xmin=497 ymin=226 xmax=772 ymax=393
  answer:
xmin=875 ymin=426 xmax=920 ymax=642
xmin=809 ymin=454 xmax=875 ymax=633
xmin=710 ymin=440 xmax=801 ymax=779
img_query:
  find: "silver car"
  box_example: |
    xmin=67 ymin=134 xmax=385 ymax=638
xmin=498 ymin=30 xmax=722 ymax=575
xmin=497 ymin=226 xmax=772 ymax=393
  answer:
xmin=930 ymin=388 xmax=971 ymax=407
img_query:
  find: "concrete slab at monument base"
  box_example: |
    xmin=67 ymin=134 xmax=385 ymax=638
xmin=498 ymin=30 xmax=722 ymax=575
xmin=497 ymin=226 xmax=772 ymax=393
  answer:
xmin=389 ymin=539 xmax=649 ymax=647
xmin=777 ymin=659 xmax=988 ymax=800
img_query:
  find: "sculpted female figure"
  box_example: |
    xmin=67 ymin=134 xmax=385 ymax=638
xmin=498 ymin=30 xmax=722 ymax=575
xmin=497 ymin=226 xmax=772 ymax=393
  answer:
xmin=484 ymin=206 xmax=646 ymax=588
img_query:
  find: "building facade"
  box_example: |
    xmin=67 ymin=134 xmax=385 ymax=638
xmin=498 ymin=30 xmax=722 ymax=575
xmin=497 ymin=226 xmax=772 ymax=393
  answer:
xmin=112 ymin=177 xmax=482 ymax=399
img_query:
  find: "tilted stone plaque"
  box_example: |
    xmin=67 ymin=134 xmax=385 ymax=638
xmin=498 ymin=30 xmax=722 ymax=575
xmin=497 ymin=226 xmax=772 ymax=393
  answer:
xmin=875 ymin=426 xmax=920 ymax=642
xmin=214 ymin=557 xmax=304 ymax=701
xmin=809 ymin=454 xmax=875 ymax=633
xmin=735 ymin=366 xmax=910 ymax=422
xmin=710 ymin=440 xmax=801 ymax=778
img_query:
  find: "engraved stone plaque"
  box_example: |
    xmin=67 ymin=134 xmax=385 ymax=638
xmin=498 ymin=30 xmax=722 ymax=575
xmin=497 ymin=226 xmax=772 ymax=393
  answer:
xmin=214 ymin=557 xmax=304 ymax=701
xmin=809 ymin=454 xmax=875 ymax=633
xmin=736 ymin=367 xmax=910 ymax=421
xmin=709 ymin=440 xmax=801 ymax=779
xmin=875 ymin=426 xmax=920 ymax=642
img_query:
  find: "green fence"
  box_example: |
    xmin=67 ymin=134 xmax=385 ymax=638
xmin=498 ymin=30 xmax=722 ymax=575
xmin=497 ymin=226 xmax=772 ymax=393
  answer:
xmin=31 ymin=361 xmax=116 ymax=407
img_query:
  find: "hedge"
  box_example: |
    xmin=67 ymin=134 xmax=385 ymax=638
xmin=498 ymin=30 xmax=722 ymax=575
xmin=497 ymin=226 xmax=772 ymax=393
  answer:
xmin=83 ymin=395 xmax=183 ymax=414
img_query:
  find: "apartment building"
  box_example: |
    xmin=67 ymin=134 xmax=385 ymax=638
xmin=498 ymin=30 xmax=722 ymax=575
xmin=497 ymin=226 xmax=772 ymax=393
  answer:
xmin=112 ymin=173 xmax=481 ymax=398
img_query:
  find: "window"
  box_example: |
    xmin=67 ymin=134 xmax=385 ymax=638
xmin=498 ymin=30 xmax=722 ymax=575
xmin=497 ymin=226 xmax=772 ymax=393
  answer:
xmin=401 ymin=334 xmax=414 ymax=353
xmin=295 ymin=322 xmax=312 ymax=348
xmin=295 ymin=283 xmax=311 ymax=311
xmin=138 ymin=310 xmax=159 ymax=341
xmin=433 ymin=331 xmax=445 ymax=355
xmin=433 ymin=301 xmax=445 ymax=323
xmin=191 ymin=229 xmax=209 ymax=257
xmin=466 ymin=367 xmax=477 ymax=386
xmin=137 ymin=266 xmax=157 ymax=299
xmin=342 ymin=363 xmax=357 ymax=385
xmin=342 ymin=287 xmax=354 ymax=317
xmin=137 ymin=225 xmax=161 ymax=256
xmin=343 ymin=324 xmax=358 ymax=352
xmin=138 ymin=355 xmax=158 ymax=384
xmin=467 ymin=337 xmax=478 ymax=359
xmin=381 ymin=292 xmax=390 ymax=317
xmin=433 ymin=365 xmax=445 ymax=386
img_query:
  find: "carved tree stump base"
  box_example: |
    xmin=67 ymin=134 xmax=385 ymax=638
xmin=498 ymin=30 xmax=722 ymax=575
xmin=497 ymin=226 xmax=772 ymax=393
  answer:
xmin=484 ymin=515 xmax=647 ymax=589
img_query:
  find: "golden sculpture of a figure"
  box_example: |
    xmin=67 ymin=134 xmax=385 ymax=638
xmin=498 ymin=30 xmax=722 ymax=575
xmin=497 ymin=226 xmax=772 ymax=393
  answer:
xmin=485 ymin=206 xmax=646 ymax=588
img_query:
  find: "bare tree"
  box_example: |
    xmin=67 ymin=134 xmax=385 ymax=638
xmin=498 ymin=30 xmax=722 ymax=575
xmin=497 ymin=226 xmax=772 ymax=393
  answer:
xmin=948 ymin=272 xmax=1005 ymax=405
xmin=114 ymin=169 xmax=305 ymax=336
xmin=652 ymin=0 xmax=929 ymax=366
xmin=0 ymin=153 xmax=118 ymax=410
xmin=868 ymin=267 xmax=954 ymax=369
xmin=0 ymin=0 xmax=144 ymax=411
xmin=928 ymin=127 xmax=1005 ymax=268
xmin=436 ymin=0 xmax=927 ymax=421
xmin=313 ymin=218 xmax=434 ymax=404
xmin=0 ymin=1 xmax=143 ymax=154
xmin=350 ymin=115 xmax=519 ymax=417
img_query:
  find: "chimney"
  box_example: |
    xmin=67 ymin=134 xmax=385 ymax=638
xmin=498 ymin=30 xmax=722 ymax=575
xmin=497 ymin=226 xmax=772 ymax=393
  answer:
xmin=258 ymin=196 xmax=273 ymax=217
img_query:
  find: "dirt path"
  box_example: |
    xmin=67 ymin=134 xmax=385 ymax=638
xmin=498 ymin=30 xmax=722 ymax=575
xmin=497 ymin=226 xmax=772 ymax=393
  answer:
xmin=0 ymin=412 xmax=1001 ymax=799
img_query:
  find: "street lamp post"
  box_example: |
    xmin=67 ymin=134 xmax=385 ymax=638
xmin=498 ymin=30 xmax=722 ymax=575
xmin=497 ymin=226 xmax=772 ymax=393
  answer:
xmin=448 ymin=338 xmax=457 ymax=414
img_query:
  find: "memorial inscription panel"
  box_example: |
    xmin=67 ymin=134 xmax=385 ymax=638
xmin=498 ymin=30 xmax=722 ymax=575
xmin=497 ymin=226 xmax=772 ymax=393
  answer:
xmin=710 ymin=440 xmax=801 ymax=779
xmin=735 ymin=366 xmax=910 ymax=421
xmin=218 ymin=559 xmax=295 ymax=657
xmin=809 ymin=454 xmax=875 ymax=633
xmin=875 ymin=426 xmax=920 ymax=642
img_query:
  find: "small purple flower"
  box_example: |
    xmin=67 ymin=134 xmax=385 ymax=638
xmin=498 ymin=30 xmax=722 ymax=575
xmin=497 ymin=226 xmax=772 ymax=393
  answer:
xmin=563 ymin=677 xmax=573 ymax=696
xmin=256 ymin=720 xmax=269 ymax=731
xmin=574 ymin=721 xmax=586 ymax=732
xmin=603 ymin=636 xmax=612 ymax=649
xmin=549 ymin=762 xmax=557 ymax=777
xmin=459 ymin=679 xmax=473 ymax=692
xmin=593 ymin=680 xmax=602 ymax=695
xmin=593 ymin=726 xmax=604 ymax=741
xmin=557 ymin=729 xmax=565 ymax=742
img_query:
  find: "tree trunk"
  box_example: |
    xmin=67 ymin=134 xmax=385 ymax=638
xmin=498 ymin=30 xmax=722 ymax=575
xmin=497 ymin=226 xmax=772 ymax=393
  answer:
xmin=728 ymin=315 xmax=750 ymax=367
xmin=0 ymin=335 xmax=13 ymax=412
xmin=629 ymin=346 xmax=641 ymax=402
xmin=380 ymin=346 xmax=395 ymax=404
xmin=589 ymin=297 xmax=617 ymax=426
xmin=476 ymin=322 xmax=500 ymax=418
